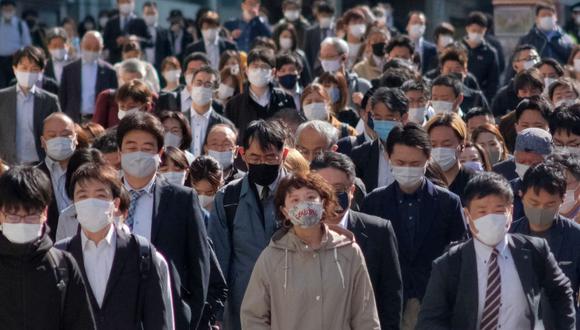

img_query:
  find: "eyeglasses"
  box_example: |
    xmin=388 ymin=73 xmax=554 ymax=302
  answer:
xmin=192 ymin=80 xmax=215 ymax=89
xmin=1 ymin=211 xmax=43 ymax=224
xmin=517 ymin=55 xmax=540 ymax=62
xmin=245 ymin=154 xmax=282 ymax=165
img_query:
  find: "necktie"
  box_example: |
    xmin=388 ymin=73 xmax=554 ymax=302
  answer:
xmin=480 ymin=248 xmax=501 ymax=330
xmin=126 ymin=190 xmax=145 ymax=230
xmin=260 ymin=186 xmax=270 ymax=202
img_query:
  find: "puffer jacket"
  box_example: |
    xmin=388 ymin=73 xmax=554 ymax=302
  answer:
xmin=240 ymin=224 xmax=380 ymax=330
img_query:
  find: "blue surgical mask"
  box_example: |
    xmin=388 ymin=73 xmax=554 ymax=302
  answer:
xmin=370 ymin=119 xmax=399 ymax=141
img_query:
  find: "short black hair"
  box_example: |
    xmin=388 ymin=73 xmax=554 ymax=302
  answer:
xmin=464 ymin=172 xmax=514 ymax=207
xmin=433 ymin=22 xmax=455 ymax=41
xmin=242 ymin=119 xmax=286 ymax=151
xmin=512 ymin=44 xmax=537 ymax=63
xmin=536 ymin=58 xmax=564 ymax=77
xmin=535 ymin=2 xmax=556 ymax=16
xmin=386 ymin=122 xmax=432 ymax=157
xmin=0 ymin=166 xmax=52 ymax=213
xmin=521 ymin=163 xmax=566 ymax=198
xmin=12 ymin=46 xmax=46 ymax=70
xmin=464 ymin=107 xmax=493 ymax=122
xmin=65 ymin=148 xmax=107 ymax=199
xmin=315 ymin=1 xmax=334 ymax=15
xmin=514 ymin=96 xmax=552 ymax=123
xmin=275 ymin=52 xmax=302 ymax=72
xmin=377 ymin=67 xmax=416 ymax=89
xmin=191 ymin=65 xmax=220 ymax=87
xmin=401 ymin=79 xmax=430 ymax=99
xmin=549 ymin=104 xmax=580 ymax=137
xmin=92 ymin=128 xmax=118 ymax=154
xmin=310 ymin=151 xmax=356 ymax=184
xmin=386 ymin=35 xmax=415 ymax=56
xmin=370 ymin=87 xmax=409 ymax=116
xmin=466 ymin=11 xmax=488 ymax=27
xmin=143 ymin=1 xmax=157 ymax=9
xmin=247 ymin=47 xmax=276 ymax=68
xmin=431 ymin=74 xmax=463 ymax=97
xmin=0 ymin=0 xmax=15 ymax=7
xmin=117 ymin=112 xmax=165 ymax=152
xmin=182 ymin=52 xmax=210 ymax=70
xmin=514 ymin=68 xmax=544 ymax=93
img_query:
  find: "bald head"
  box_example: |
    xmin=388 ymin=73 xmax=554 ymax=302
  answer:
xmin=43 ymin=113 xmax=76 ymax=136
xmin=81 ymin=31 xmax=104 ymax=52
xmin=204 ymin=124 xmax=237 ymax=153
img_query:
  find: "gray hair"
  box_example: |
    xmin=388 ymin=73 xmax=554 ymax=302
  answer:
xmin=45 ymin=27 xmax=68 ymax=43
xmin=82 ymin=30 xmax=104 ymax=49
xmin=295 ymin=120 xmax=339 ymax=149
xmin=321 ymin=37 xmax=349 ymax=57
xmin=119 ymin=58 xmax=146 ymax=78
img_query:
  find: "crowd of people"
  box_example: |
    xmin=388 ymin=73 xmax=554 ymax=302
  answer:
xmin=0 ymin=0 xmax=580 ymax=329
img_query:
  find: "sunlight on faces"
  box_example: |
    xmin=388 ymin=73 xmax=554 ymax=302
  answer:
xmin=522 ymin=187 xmax=562 ymax=210
xmin=388 ymin=46 xmax=412 ymax=61
xmin=277 ymin=63 xmax=299 ymax=77
xmin=193 ymin=179 xmax=217 ymax=196
xmin=120 ymin=130 xmax=160 ymax=155
xmin=73 ymin=178 xmax=120 ymax=210
xmin=516 ymin=85 xmax=542 ymax=99
xmin=117 ymin=97 xmax=146 ymax=112
xmin=515 ymin=110 xmax=549 ymax=133
xmin=13 ymin=57 xmax=42 ymax=73
xmin=162 ymin=118 xmax=183 ymax=138
xmin=551 ymin=85 xmax=577 ymax=104
xmin=372 ymin=102 xmax=406 ymax=122
xmin=553 ymin=129 xmax=580 ymax=148
xmin=538 ymin=63 xmax=559 ymax=80
xmin=459 ymin=145 xmax=481 ymax=163
xmin=81 ymin=34 xmax=102 ymax=53
xmin=302 ymin=90 xmax=329 ymax=108
xmin=159 ymin=158 xmax=188 ymax=174
xmin=314 ymin=167 xmax=355 ymax=204
xmin=441 ymin=60 xmax=467 ymax=80
xmin=296 ymin=127 xmax=333 ymax=162
xmin=475 ymin=132 xmax=503 ymax=158
xmin=465 ymin=194 xmax=513 ymax=237
xmin=429 ymin=126 xmax=462 ymax=149
xmin=242 ymin=138 xmax=285 ymax=166
xmin=405 ymin=90 xmax=428 ymax=108
xmin=467 ymin=115 xmax=494 ymax=133
xmin=204 ymin=126 xmax=237 ymax=153
xmin=0 ymin=207 xmax=47 ymax=225
xmin=47 ymin=36 xmax=67 ymax=51
xmin=513 ymin=49 xmax=539 ymax=72
xmin=430 ymin=85 xmax=462 ymax=110
xmin=319 ymin=42 xmax=344 ymax=62
xmin=42 ymin=114 xmax=76 ymax=143
xmin=390 ymin=144 xmax=429 ymax=167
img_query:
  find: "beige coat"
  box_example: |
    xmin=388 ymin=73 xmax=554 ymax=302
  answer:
xmin=240 ymin=224 xmax=380 ymax=330
xmin=353 ymin=56 xmax=383 ymax=81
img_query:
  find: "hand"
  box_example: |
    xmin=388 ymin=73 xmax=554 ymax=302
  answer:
xmin=352 ymin=92 xmax=363 ymax=106
xmin=116 ymin=36 xmax=127 ymax=46
xmin=231 ymin=29 xmax=242 ymax=39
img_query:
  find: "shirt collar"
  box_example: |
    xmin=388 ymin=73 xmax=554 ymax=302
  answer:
xmin=124 ymin=174 xmax=156 ymax=194
xmin=204 ymin=37 xmax=219 ymax=47
xmin=191 ymin=106 xmax=213 ymax=119
xmin=338 ymin=210 xmax=350 ymax=229
xmin=81 ymin=224 xmax=116 ymax=251
xmin=473 ymin=234 xmax=509 ymax=260
xmin=181 ymin=87 xmax=191 ymax=100
xmin=249 ymin=86 xmax=271 ymax=105
xmin=45 ymin=156 xmax=66 ymax=173
xmin=16 ymin=83 xmax=36 ymax=96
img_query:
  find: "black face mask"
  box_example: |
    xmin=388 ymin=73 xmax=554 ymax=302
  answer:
xmin=278 ymin=74 xmax=298 ymax=90
xmin=248 ymin=163 xmax=280 ymax=186
xmin=336 ymin=191 xmax=350 ymax=212
xmin=371 ymin=42 xmax=386 ymax=57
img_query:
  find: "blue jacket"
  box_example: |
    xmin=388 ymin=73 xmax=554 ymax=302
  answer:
xmin=518 ymin=25 xmax=574 ymax=64
xmin=361 ymin=179 xmax=466 ymax=301
xmin=208 ymin=175 xmax=280 ymax=330
xmin=224 ymin=17 xmax=272 ymax=52
xmin=510 ymin=215 xmax=580 ymax=328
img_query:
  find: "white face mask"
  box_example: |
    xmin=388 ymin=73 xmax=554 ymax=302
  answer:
xmin=467 ymin=32 xmax=484 ymax=44
xmin=163 ymin=70 xmax=181 ymax=83
xmin=144 ymin=14 xmax=158 ymax=26
xmin=554 ymin=98 xmax=576 ymax=108
xmin=49 ymin=48 xmax=67 ymax=61
xmin=391 ymin=165 xmax=425 ymax=188
xmin=432 ymin=147 xmax=458 ymax=171
xmin=555 ymin=146 xmax=580 ymax=156
xmin=198 ymin=194 xmax=215 ymax=209
xmin=574 ymin=59 xmax=580 ymax=73
xmin=286 ymin=201 xmax=324 ymax=228
xmin=431 ymin=100 xmax=455 ymax=114
xmin=538 ymin=16 xmax=556 ymax=31
xmin=544 ymin=77 xmax=556 ymax=94
xmin=463 ymin=160 xmax=484 ymax=172
xmin=45 ymin=136 xmax=76 ymax=161
xmin=164 ymin=132 xmax=182 ymax=148
xmin=408 ymin=107 xmax=427 ymax=124
xmin=515 ymin=162 xmax=530 ymax=179
xmin=247 ymin=68 xmax=272 ymax=88
xmin=119 ymin=2 xmax=135 ymax=15
xmin=349 ymin=24 xmax=367 ymax=38
xmin=161 ymin=171 xmax=187 ymax=186
xmin=1 ymin=223 xmax=43 ymax=244
xmin=117 ymin=106 xmax=140 ymax=120
xmin=561 ymin=189 xmax=578 ymax=214
xmin=202 ymin=28 xmax=219 ymax=43
xmin=14 ymin=70 xmax=40 ymax=89
xmin=523 ymin=59 xmax=538 ymax=70
xmin=284 ymin=10 xmax=300 ymax=21
xmin=303 ymin=102 xmax=328 ymax=121
xmin=121 ymin=151 xmax=160 ymax=178
xmin=319 ymin=17 xmax=332 ymax=29
xmin=409 ymin=24 xmax=425 ymax=39
xmin=438 ymin=35 xmax=454 ymax=48
xmin=81 ymin=50 xmax=100 ymax=63
xmin=191 ymin=86 xmax=213 ymax=106
xmin=279 ymin=37 xmax=293 ymax=50
xmin=472 ymin=213 xmax=509 ymax=246
xmin=217 ymin=83 xmax=235 ymax=100
xmin=208 ymin=149 xmax=235 ymax=169
xmin=321 ymin=59 xmax=342 ymax=73
xmin=75 ymin=198 xmax=115 ymax=233
xmin=99 ymin=17 xmax=109 ymax=27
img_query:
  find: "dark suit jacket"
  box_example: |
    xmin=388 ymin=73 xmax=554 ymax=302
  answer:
xmin=150 ymin=178 xmax=211 ymax=330
xmin=59 ymin=59 xmax=118 ymax=122
xmin=36 ymin=161 xmax=60 ymax=242
xmin=492 ymin=157 xmax=517 ymax=181
xmin=57 ymin=227 xmax=169 ymax=330
xmin=150 ymin=27 xmax=173 ymax=70
xmin=417 ymin=234 xmax=576 ymax=330
xmin=351 ymin=139 xmax=381 ymax=192
xmin=103 ymin=15 xmax=152 ymax=64
xmin=182 ymin=108 xmax=234 ymax=149
xmin=337 ymin=133 xmax=366 ymax=157
xmin=420 ymin=40 xmax=438 ymax=74
xmin=347 ymin=210 xmax=402 ymax=330
xmin=303 ymin=24 xmax=335 ymax=76
xmin=184 ymin=38 xmax=238 ymax=59
xmin=156 ymin=85 xmax=224 ymax=114
xmin=0 ymin=86 xmax=61 ymax=165
xmin=361 ymin=179 xmax=466 ymax=301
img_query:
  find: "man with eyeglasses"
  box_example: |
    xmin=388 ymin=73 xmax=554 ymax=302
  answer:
xmin=0 ymin=166 xmax=96 ymax=329
xmin=187 ymin=65 xmax=233 ymax=157
xmin=203 ymin=123 xmax=243 ymax=184
xmin=209 ymin=119 xmax=288 ymax=330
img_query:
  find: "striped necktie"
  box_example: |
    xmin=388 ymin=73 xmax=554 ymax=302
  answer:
xmin=480 ymin=248 xmax=501 ymax=330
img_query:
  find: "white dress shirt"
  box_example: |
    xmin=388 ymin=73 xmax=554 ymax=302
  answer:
xmin=190 ymin=107 xmax=212 ymax=157
xmin=15 ymin=84 xmax=38 ymax=164
xmin=249 ymin=87 xmax=271 ymax=108
xmin=45 ymin=156 xmax=72 ymax=212
xmin=180 ymin=87 xmax=192 ymax=112
xmin=377 ymin=143 xmax=394 ymax=189
xmin=52 ymin=59 xmax=67 ymax=84
xmin=124 ymin=176 xmax=156 ymax=240
xmin=474 ymin=235 xmax=531 ymax=330
xmin=82 ymin=225 xmax=116 ymax=307
xmin=205 ymin=38 xmax=220 ymax=70
xmin=81 ymin=59 xmax=98 ymax=115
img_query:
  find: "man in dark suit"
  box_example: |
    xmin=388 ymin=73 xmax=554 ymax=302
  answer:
xmin=117 ymin=112 xmax=210 ymax=330
xmin=362 ymin=123 xmax=466 ymax=330
xmin=44 ymin=27 xmax=73 ymax=85
xmin=167 ymin=10 xmax=194 ymax=62
xmin=0 ymin=46 xmax=61 ymax=165
xmin=303 ymin=2 xmax=336 ymax=75
xmin=405 ymin=11 xmax=437 ymax=74
xmin=56 ymin=163 xmax=171 ymax=330
xmin=103 ymin=0 xmax=152 ymax=65
xmin=142 ymin=2 xmax=172 ymax=71
xmin=184 ymin=11 xmax=237 ymax=70
xmin=417 ymin=172 xmax=575 ymax=330
xmin=59 ymin=31 xmax=117 ymax=123
xmin=510 ymin=162 xmax=580 ymax=328
xmin=311 ymin=151 xmax=402 ymax=330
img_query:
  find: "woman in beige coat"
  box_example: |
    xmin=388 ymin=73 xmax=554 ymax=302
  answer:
xmin=240 ymin=172 xmax=380 ymax=330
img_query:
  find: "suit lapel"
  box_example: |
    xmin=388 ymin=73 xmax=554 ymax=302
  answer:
xmin=347 ymin=212 xmax=368 ymax=250
xmin=32 ymin=90 xmax=44 ymax=159
xmin=410 ymin=181 xmax=436 ymax=260
xmin=549 ymin=217 xmax=565 ymax=259
xmin=460 ymin=241 xmax=480 ymax=329
xmin=151 ymin=178 xmax=164 ymax=243
xmin=101 ymin=228 xmax=130 ymax=306
xmin=509 ymin=235 xmax=535 ymax=315
xmin=95 ymin=61 xmax=103 ymax=96
xmin=369 ymin=140 xmax=380 ymax=190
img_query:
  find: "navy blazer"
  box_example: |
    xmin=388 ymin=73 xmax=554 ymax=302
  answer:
xmin=420 ymin=40 xmax=438 ymax=74
xmin=361 ymin=179 xmax=466 ymax=301
xmin=351 ymin=139 xmax=381 ymax=192
xmin=492 ymin=157 xmax=517 ymax=181
xmin=184 ymin=38 xmax=238 ymax=59
xmin=337 ymin=133 xmax=366 ymax=157
xmin=103 ymin=15 xmax=152 ymax=64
